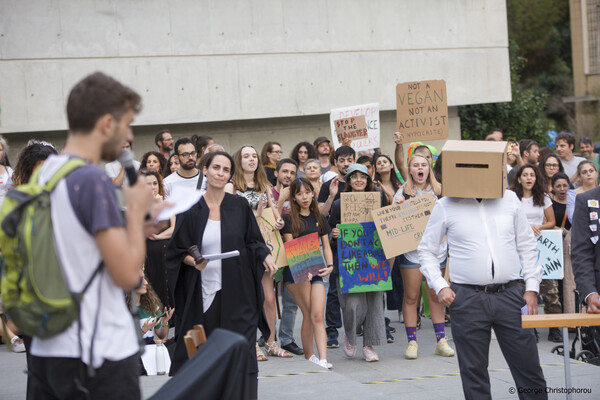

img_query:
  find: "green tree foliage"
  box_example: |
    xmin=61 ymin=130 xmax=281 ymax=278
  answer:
xmin=459 ymin=42 xmax=555 ymax=143
xmin=459 ymin=0 xmax=573 ymax=141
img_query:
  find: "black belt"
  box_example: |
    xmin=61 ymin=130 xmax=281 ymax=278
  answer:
xmin=454 ymin=280 xmax=519 ymax=294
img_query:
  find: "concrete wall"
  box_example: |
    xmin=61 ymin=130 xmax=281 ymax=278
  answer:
xmin=0 ymin=0 xmax=507 ymax=159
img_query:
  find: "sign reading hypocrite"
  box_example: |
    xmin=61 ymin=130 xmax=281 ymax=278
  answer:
xmin=396 ymin=79 xmax=448 ymax=143
xmin=337 ymin=222 xmax=391 ymax=293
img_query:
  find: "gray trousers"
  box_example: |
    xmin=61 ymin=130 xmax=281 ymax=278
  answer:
xmin=338 ymin=289 xmax=386 ymax=347
xmin=278 ymin=282 xmax=298 ymax=347
xmin=450 ymin=283 xmax=547 ymax=400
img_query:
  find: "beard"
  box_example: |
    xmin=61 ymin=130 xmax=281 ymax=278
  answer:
xmin=180 ymin=160 xmax=196 ymax=170
xmin=101 ymin=128 xmax=123 ymax=162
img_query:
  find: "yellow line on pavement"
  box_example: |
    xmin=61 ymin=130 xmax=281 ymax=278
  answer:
xmin=259 ymin=370 xmax=332 ymax=379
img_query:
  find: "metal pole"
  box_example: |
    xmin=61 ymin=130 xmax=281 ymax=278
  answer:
xmin=563 ymin=326 xmax=572 ymax=400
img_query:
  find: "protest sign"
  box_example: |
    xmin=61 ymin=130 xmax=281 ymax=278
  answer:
xmin=257 ymin=208 xmax=287 ymax=268
xmin=371 ymin=194 xmax=436 ymax=259
xmin=396 ymin=80 xmax=448 ymax=143
xmin=337 ymin=222 xmax=391 ymax=293
xmin=284 ymin=232 xmax=325 ymax=283
xmin=536 ymin=230 xmax=564 ymax=279
xmin=330 ymin=103 xmax=379 ymax=152
xmin=340 ymin=192 xmax=381 ymax=224
xmin=334 ymin=115 xmax=368 ymax=143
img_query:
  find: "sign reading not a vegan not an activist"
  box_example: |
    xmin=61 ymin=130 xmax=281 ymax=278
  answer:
xmin=337 ymin=222 xmax=391 ymax=294
xmin=396 ymin=79 xmax=448 ymax=143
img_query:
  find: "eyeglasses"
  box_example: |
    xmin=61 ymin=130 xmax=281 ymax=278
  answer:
xmin=178 ymin=151 xmax=197 ymax=159
xmin=545 ymin=163 xmax=560 ymax=169
xmin=270 ymin=150 xmax=283 ymax=154
xmin=349 ymin=173 xmax=367 ymax=180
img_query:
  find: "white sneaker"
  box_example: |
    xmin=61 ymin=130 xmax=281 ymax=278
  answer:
xmin=308 ymin=354 xmax=320 ymax=366
xmin=11 ymin=336 xmax=25 ymax=353
xmin=319 ymin=359 xmax=333 ymax=369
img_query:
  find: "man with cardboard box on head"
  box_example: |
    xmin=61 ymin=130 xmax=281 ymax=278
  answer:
xmin=418 ymin=140 xmax=547 ymax=399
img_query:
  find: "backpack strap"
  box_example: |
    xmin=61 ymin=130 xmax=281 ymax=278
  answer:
xmin=31 ymin=158 xmax=87 ymax=192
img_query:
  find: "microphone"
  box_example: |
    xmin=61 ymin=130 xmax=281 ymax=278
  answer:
xmin=118 ymin=149 xmax=138 ymax=185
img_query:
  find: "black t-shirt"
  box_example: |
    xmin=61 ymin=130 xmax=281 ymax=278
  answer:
xmin=552 ymin=201 xmax=571 ymax=230
xmin=282 ymin=212 xmax=331 ymax=238
xmin=317 ymin=178 xmax=346 ymax=203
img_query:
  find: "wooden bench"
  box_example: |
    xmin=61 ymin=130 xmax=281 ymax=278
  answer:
xmin=522 ymin=313 xmax=600 ymax=400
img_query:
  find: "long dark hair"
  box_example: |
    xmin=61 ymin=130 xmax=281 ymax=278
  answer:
xmin=510 ymin=164 xmax=547 ymax=207
xmin=290 ymin=142 xmax=317 ymax=166
xmin=12 ymin=140 xmax=58 ymax=185
xmin=126 ymin=278 xmax=163 ymax=316
xmin=539 ymin=153 xmax=564 ymax=177
xmin=288 ymin=177 xmax=326 ymax=238
xmin=140 ymin=151 xmax=167 ymax=175
xmin=373 ymin=154 xmax=402 ymax=190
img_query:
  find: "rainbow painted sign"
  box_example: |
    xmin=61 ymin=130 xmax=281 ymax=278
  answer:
xmin=284 ymin=232 xmax=326 ymax=283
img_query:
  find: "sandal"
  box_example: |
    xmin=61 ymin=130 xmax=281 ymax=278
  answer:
xmin=265 ymin=341 xmax=293 ymax=358
xmin=256 ymin=342 xmax=267 ymax=361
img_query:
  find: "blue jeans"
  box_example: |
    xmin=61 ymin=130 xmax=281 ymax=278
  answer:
xmin=278 ymin=282 xmax=298 ymax=347
xmin=326 ymin=272 xmax=342 ymax=337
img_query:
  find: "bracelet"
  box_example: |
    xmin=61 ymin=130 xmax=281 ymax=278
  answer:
xmin=327 ymin=264 xmax=334 ymax=268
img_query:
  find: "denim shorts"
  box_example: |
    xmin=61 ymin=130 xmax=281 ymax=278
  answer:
xmin=282 ymin=266 xmax=324 ymax=285
xmin=397 ymin=254 xmax=447 ymax=269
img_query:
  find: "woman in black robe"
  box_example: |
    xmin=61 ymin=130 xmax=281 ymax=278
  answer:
xmin=166 ymin=151 xmax=276 ymax=399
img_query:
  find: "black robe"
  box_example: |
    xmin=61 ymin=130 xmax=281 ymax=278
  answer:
xmin=166 ymin=193 xmax=270 ymax=375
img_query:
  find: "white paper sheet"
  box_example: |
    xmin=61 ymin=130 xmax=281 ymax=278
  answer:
xmin=156 ymin=187 xmax=204 ymax=221
xmin=203 ymin=250 xmax=240 ymax=261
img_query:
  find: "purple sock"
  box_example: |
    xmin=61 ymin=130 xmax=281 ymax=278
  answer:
xmin=434 ymin=323 xmax=446 ymax=342
xmin=405 ymin=326 xmax=417 ymax=342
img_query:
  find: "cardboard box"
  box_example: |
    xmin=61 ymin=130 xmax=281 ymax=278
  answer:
xmin=441 ymin=140 xmax=508 ymax=199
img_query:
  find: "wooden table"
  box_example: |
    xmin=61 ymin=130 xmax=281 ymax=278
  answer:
xmin=522 ymin=313 xmax=600 ymax=400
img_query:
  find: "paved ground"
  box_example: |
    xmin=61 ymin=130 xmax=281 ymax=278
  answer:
xmin=2 ymin=307 xmax=599 ymax=399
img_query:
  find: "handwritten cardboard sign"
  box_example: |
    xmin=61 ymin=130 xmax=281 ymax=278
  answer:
xmin=536 ymin=230 xmax=564 ymax=279
xmin=340 ymin=192 xmax=381 ymax=224
xmin=284 ymin=232 xmax=325 ymax=283
xmin=334 ymin=115 xmax=368 ymax=143
xmin=257 ymin=208 xmax=287 ymax=268
xmin=396 ymin=80 xmax=448 ymax=143
xmin=371 ymin=194 xmax=436 ymax=259
xmin=330 ymin=103 xmax=380 ymax=152
xmin=337 ymin=222 xmax=391 ymax=293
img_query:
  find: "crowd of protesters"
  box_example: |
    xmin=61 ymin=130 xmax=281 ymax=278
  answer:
xmin=1 ymin=105 xmax=598 ymax=399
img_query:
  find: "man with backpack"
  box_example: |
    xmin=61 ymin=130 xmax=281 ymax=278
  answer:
xmin=22 ymin=72 xmax=156 ymax=399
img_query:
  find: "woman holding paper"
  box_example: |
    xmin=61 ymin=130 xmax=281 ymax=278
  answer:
xmin=166 ymin=151 xmax=277 ymax=399
xmin=329 ymin=163 xmax=387 ymax=362
xmin=393 ymin=154 xmax=454 ymax=360
xmin=226 ymin=144 xmax=289 ymax=360
xmin=281 ymin=177 xmax=334 ymax=369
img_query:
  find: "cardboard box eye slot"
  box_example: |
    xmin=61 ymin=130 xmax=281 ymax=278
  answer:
xmin=455 ymin=163 xmax=489 ymax=169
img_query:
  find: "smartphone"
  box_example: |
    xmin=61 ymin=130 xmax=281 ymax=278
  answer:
xmin=156 ymin=311 xmax=167 ymax=319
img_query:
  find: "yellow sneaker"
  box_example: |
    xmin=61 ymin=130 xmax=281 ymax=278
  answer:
xmin=435 ymin=338 xmax=455 ymax=357
xmin=405 ymin=340 xmax=418 ymax=359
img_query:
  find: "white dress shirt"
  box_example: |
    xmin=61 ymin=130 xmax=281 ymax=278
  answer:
xmin=418 ymin=190 xmax=542 ymax=295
